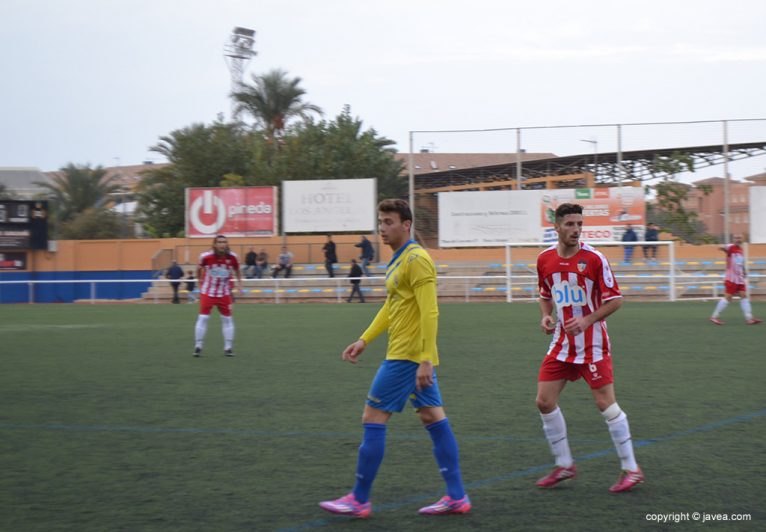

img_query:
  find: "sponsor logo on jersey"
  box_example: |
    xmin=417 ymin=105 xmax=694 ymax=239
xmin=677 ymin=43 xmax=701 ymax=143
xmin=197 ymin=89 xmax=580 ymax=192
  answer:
xmin=552 ymin=281 xmax=587 ymax=308
xmin=209 ymin=265 xmax=230 ymax=278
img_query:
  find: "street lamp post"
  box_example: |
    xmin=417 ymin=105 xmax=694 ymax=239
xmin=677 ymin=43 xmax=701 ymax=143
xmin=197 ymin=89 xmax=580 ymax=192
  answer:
xmin=580 ymin=139 xmax=598 ymax=182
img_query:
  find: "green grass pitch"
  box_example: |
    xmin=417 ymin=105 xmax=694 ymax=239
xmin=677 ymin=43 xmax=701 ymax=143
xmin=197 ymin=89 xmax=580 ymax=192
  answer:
xmin=1 ymin=301 xmax=764 ymax=531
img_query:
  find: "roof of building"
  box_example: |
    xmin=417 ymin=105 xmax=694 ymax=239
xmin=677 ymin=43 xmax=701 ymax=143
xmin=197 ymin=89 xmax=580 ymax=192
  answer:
xmin=744 ymin=171 xmax=766 ymax=184
xmin=691 ymin=177 xmax=750 ymax=186
xmin=392 ymin=152 xmax=556 ymax=175
xmin=0 ymin=167 xmax=51 ymax=196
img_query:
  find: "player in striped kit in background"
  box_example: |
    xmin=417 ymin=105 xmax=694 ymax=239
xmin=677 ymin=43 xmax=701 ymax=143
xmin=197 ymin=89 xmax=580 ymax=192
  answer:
xmin=194 ymin=234 xmax=242 ymax=357
xmin=534 ymin=203 xmax=644 ymax=493
xmin=710 ymin=234 xmax=761 ymax=325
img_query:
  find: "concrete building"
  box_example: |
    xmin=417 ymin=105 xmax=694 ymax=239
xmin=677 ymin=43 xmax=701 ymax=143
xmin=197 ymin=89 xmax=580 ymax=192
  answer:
xmin=684 ymin=177 xmax=752 ymax=240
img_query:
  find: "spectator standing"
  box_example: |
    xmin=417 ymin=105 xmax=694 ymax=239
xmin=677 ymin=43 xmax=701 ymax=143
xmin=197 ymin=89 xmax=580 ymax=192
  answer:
xmin=166 ymin=260 xmax=184 ymax=304
xmin=347 ymin=259 xmax=365 ymax=303
xmin=643 ymin=223 xmax=659 ymax=262
xmin=185 ymin=270 xmax=197 ymax=303
xmin=323 ymin=235 xmax=338 ymax=277
xmin=621 ymin=225 xmax=637 ymax=264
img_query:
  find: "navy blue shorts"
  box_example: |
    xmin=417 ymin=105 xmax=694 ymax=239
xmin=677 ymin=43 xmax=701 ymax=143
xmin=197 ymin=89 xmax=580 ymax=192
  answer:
xmin=366 ymin=360 xmax=443 ymax=413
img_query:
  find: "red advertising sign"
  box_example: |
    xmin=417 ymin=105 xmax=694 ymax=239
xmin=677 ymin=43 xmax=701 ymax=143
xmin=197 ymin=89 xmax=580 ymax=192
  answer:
xmin=185 ymin=187 xmax=277 ymax=238
xmin=0 ymin=252 xmax=26 ymax=270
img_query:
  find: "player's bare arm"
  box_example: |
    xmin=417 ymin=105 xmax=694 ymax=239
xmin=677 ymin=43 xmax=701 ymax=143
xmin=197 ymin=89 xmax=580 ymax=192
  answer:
xmin=564 ymin=297 xmax=623 ymax=336
xmin=341 ymin=339 xmax=366 ymax=364
xmin=539 ymin=298 xmax=556 ymax=334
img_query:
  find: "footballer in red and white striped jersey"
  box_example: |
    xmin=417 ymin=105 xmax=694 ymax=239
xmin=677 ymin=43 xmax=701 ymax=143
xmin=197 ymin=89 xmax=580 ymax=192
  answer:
xmin=193 ymin=235 xmax=242 ymax=357
xmin=538 ymin=243 xmax=622 ymax=364
xmin=534 ymin=204 xmax=643 ymax=492
xmin=198 ymin=249 xmax=240 ymax=297
xmin=723 ymin=243 xmax=746 ymax=286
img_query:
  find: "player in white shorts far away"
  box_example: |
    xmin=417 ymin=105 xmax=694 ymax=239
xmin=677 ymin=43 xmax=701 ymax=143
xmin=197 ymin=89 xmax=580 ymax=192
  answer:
xmin=710 ymin=234 xmax=761 ymax=326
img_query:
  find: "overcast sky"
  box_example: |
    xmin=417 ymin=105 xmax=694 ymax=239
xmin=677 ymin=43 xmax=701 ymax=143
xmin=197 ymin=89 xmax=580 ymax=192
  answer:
xmin=1 ymin=0 xmax=765 ymax=181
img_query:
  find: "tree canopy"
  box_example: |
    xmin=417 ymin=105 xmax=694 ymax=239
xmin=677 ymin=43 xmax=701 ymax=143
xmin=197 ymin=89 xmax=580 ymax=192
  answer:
xmin=137 ymin=106 xmax=404 ymax=237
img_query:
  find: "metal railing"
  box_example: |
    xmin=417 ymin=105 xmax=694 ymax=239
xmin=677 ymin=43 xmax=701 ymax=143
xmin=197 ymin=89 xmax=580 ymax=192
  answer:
xmin=1 ymin=272 xmax=761 ymax=304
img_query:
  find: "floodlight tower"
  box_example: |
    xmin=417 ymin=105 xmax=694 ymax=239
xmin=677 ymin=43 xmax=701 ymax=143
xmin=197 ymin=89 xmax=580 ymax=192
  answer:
xmin=224 ymin=27 xmax=256 ymax=118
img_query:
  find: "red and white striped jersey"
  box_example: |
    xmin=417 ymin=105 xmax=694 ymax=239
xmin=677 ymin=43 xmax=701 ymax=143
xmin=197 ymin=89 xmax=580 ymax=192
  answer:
xmin=537 ymin=243 xmax=622 ymax=364
xmin=724 ymin=244 xmax=746 ymax=285
xmin=198 ymin=251 xmax=239 ymax=297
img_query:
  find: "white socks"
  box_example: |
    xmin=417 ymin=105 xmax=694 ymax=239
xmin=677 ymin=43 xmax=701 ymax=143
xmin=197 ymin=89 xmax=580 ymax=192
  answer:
xmin=713 ymin=297 xmax=753 ymax=320
xmin=194 ymin=315 xmax=209 ymax=348
xmin=602 ymin=403 xmax=638 ymax=471
xmin=712 ymin=298 xmax=728 ymax=318
xmin=740 ymin=298 xmax=753 ymax=320
xmin=221 ymin=316 xmax=235 ymax=350
xmin=540 ymin=407 xmax=574 ymax=468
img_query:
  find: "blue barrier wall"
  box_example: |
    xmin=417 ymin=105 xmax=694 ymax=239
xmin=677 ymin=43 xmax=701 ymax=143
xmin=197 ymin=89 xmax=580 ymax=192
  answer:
xmin=0 ymin=271 xmax=153 ymax=303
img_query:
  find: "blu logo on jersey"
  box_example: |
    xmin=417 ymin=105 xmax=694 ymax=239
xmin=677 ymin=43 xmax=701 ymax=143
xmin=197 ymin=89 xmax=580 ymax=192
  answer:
xmin=552 ymin=281 xmax=586 ymax=308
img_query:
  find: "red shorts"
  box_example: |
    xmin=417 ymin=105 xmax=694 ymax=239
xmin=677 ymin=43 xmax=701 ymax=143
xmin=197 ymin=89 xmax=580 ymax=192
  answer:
xmin=538 ymin=356 xmax=614 ymax=389
xmin=199 ymin=294 xmax=233 ymax=316
xmin=724 ymin=281 xmax=746 ymax=295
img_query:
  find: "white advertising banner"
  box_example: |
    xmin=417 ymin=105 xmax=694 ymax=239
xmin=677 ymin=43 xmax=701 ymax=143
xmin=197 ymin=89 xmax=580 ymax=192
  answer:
xmin=750 ymin=186 xmax=766 ymax=243
xmin=438 ymin=187 xmax=647 ymax=246
xmin=283 ymin=178 xmax=376 ymax=233
xmin=438 ymin=190 xmax=543 ymax=247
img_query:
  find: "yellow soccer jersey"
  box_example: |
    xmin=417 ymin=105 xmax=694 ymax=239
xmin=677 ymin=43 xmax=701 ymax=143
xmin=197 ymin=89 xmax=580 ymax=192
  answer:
xmin=360 ymin=241 xmax=439 ymax=365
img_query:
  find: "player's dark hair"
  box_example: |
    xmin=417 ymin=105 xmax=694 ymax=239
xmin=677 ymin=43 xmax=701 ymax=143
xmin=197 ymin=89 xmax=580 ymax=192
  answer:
xmin=555 ymin=203 xmax=583 ymax=223
xmin=378 ymin=198 xmax=412 ymax=223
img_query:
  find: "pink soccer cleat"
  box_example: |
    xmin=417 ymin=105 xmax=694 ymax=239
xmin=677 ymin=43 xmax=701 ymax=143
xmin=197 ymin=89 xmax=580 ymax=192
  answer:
xmin=536 ymin=464 xmax=577 ymax=488
xmin=418 ymin=494 xmax=472 ymax=515
xmin=710 ymin=317 xmax=724 ymax=325
xmin=747 ymin=318 xmax=762 ymax=325
xmin=609 ymin=467 xmax=645 ymax=493
xmin=318 ymin=493 xmax=371 ymax=518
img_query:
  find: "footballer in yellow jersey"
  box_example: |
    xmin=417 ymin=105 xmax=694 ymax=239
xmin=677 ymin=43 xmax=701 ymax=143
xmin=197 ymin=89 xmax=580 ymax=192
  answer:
xmin=319 ymin=199 xmax=471 ymax=518
xmin=359 ymin=239 xmax=439 ymax=366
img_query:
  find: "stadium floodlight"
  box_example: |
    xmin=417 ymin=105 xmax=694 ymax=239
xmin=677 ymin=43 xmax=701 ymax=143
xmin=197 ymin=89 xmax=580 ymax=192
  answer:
xmin=224 ymin=26 xmax=257 ymax=117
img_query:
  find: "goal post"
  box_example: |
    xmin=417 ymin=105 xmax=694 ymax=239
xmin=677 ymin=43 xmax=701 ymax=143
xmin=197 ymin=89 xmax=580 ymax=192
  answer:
xmin=503 ymin=240 xmax=676 ymax=303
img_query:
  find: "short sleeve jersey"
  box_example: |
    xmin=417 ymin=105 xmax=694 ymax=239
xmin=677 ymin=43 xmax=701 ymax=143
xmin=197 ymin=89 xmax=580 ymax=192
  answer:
xmin=537 ymin=243 xmax=622 ymax=364
xmin=198 ymin=251 xmax=239 ymax=297
xmin=724 ymin=244 xmax=746 ymax=285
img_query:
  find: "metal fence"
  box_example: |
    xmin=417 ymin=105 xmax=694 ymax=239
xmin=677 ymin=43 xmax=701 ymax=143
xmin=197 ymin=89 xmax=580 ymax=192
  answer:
xmin=2 ymin=271 xmax=762 ymax=304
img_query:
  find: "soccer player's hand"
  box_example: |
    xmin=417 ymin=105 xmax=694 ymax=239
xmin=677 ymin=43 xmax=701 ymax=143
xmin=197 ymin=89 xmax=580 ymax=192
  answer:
xmin=416 ymin=361 xmax=434 ymax=391
xmin=342 ymin=339 xmax=366 ymax=364
xmin=540 ymin=315 xmax=556 ymax=334
xmin=564 ymin=316 xmax=590 ymax=336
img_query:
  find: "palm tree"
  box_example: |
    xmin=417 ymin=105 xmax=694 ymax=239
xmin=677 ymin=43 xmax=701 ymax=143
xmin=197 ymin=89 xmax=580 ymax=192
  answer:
xmin=231 ymin=69 xmax=322 ymax=140
xmin=36 ymin=163 xmax=121 ymax=222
